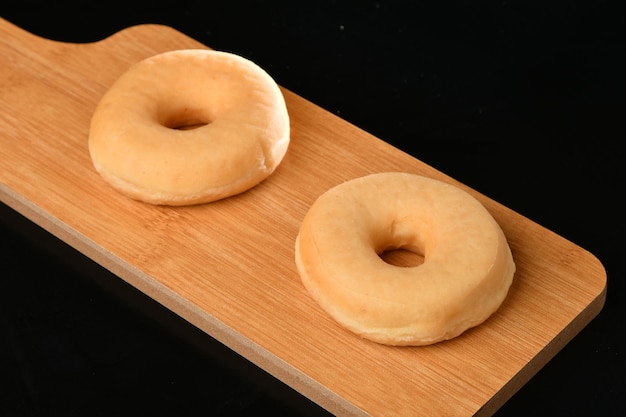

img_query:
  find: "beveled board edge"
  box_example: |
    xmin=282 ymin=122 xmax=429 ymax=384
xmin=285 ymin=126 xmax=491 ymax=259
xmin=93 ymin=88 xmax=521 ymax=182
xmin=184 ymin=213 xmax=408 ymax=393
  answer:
xmin=0 ymin=180 xmax=369 ymax=417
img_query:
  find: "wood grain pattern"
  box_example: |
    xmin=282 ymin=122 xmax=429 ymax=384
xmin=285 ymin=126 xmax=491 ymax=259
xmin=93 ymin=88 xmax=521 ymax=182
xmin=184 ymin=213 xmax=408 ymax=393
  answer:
xmin=0 ymin=18 xmax=606 ymax=416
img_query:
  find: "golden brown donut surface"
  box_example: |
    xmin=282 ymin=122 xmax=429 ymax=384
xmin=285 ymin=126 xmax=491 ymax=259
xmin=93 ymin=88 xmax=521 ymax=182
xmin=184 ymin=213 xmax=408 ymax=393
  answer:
xmin=89 ymin=49 xmax=290 ymax=205
xmin=295 ymin=172 xmax=515 ymax=346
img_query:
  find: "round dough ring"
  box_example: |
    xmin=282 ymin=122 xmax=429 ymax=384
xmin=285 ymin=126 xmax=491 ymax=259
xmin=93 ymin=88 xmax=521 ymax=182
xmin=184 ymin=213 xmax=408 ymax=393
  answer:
xmin=295 ymin=172 xmax=515 ymax=346
xmin=89 ymin=49 xmax=290 ymax=206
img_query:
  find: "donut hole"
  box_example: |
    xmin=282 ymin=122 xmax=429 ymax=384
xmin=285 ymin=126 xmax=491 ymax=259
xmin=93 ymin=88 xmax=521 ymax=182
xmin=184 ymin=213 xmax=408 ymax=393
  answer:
xmin=379 ymin=244 xmax=425 ymax=268
xmin=162 ymin=108 xmax=212 ymax=130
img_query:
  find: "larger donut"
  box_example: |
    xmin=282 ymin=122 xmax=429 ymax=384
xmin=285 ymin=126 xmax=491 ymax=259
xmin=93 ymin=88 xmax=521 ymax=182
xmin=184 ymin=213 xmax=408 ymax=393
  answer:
xmin=295 ymin=172 xmax=515 ymax=346
xmin=89 ymin=49 xmax=290 ymax=206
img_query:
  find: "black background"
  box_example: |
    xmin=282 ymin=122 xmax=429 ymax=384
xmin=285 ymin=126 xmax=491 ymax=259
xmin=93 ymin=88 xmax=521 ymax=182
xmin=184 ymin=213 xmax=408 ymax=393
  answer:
xmin=1 ymin=1 xmax=624 ymax=416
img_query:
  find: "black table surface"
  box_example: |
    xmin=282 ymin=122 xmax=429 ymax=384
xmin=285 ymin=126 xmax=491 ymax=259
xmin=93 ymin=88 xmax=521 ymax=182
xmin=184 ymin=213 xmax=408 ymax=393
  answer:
xmin=1 ymin=1 xmax=624 ymax=416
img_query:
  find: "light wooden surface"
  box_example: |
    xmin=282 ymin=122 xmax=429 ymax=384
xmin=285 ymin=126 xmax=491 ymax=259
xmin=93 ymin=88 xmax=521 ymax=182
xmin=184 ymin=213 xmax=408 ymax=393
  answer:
xmin=0 ymin=18 xmax=607 ymax=416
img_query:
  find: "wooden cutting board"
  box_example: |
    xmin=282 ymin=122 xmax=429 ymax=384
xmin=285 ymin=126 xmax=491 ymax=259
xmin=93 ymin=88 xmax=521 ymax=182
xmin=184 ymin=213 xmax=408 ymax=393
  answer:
xmin=0 ymin=18 xmax=607 ymax=416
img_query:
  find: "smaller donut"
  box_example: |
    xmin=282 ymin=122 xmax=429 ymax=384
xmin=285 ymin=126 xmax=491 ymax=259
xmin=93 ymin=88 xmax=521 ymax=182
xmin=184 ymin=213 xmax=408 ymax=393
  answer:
xmin=89 ymin=49 xmax=290 ymax=206
xmin=295 ymin=172 xmax=515 ymax=346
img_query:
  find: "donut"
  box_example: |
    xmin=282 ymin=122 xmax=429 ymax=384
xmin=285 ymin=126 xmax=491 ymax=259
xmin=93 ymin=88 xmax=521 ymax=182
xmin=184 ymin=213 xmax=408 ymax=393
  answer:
xmin=88 ymin=49 xmax=290 ymax=206
xmin=295 ymin=172 xmax=515 ymax=346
